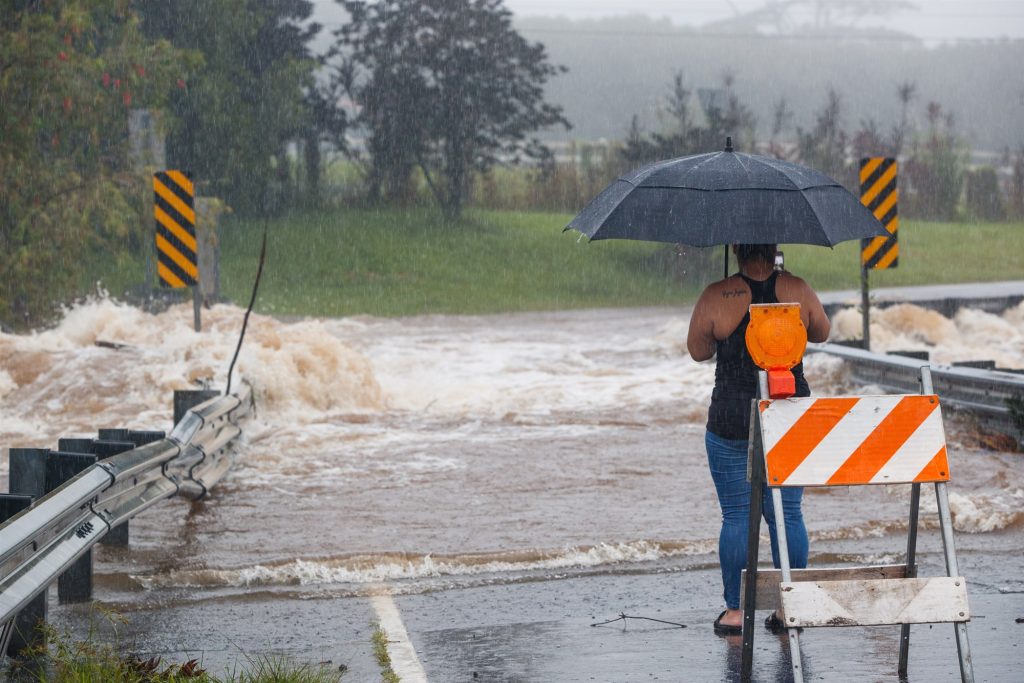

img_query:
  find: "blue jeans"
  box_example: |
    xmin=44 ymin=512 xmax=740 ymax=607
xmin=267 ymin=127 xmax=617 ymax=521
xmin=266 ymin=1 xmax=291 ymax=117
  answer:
xmin=705 ymin=430 xmax=808 ymax=609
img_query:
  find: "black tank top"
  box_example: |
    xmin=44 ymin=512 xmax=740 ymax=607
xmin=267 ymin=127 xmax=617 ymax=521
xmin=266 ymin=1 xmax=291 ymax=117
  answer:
xmin=706 ymin=271 xmax=809 ymax=440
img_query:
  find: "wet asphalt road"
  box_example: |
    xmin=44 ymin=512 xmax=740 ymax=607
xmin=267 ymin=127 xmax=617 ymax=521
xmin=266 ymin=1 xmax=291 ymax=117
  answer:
xmin=50 ymin=563 xmax=1024 ymax=682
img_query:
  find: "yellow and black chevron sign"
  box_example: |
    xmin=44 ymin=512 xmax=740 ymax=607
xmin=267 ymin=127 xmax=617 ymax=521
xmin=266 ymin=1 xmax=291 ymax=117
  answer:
xmin=859 ymin=157 xmax=898 ymax=270
xmin=153 ymin=170 xmax=198 ymax=288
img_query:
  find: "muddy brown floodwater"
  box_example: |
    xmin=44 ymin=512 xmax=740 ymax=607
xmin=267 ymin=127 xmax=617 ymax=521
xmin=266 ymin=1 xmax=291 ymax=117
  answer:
xmin=1 ymin=299 xmax=1022 ymax=620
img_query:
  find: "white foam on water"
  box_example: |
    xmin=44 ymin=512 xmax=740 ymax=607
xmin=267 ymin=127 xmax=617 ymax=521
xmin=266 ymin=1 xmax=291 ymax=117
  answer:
xmin=948 ymin=489 xmax=1024 ymax=533
xmin=132 ymin=539 xmax=716 ymax=589
xmin=0 ymin=369 xmax=16 ymax=401
xmin=0 ymin=297 xmax=382 ymax=475
xmin=326 ymin=314 xmax=717 ymax=423
xmin=831 ymin=301 xmax=1024 ymax=368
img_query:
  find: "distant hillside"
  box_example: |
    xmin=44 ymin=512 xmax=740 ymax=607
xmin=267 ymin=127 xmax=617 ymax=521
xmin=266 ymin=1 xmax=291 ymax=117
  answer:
xmin=516 ymin=15 xmax=1024 ymax=153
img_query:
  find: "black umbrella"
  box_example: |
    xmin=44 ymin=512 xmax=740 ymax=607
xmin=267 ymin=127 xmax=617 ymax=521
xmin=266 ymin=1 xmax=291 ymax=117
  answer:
xmin=566 ymin=139 xmax=888 ymax=254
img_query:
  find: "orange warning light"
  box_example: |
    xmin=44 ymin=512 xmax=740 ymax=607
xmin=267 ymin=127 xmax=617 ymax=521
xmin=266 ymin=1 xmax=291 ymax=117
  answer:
xmin=745 ymin=303 xmax=807 ymax=370
xmin=747 ymin=304 xmax=806 ymax=399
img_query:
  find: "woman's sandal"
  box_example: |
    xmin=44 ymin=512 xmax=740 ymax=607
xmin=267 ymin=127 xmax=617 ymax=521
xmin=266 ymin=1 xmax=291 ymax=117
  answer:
xmin=713 ymin=610 xmax=742 ymax=636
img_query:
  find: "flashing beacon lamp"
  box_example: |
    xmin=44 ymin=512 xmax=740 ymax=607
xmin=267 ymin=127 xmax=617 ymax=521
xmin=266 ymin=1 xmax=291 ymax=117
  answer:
xmin=745 ymin=303 xmax=807 ymax=398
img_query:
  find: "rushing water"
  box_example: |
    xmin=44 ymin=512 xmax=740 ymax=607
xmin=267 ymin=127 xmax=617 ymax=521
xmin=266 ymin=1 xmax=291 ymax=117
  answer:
xmin=1 ymin=298 xmax=1022 ymax=607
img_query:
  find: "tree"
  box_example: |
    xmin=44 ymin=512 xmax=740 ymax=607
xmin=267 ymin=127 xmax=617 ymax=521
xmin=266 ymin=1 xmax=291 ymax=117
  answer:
xmin=903 ymin=101 xmax=966 ymax=220
xmin=326 ymin=2 xmax=428 ymax=204
xmin=852 ymin=116 xmax=899 ymax=162
xmin=768 ymin=97 xmax=794 ymax=159
xmin=964 ymin=167 xmax=1005 ymax=221
xmin=892 ymin=80 xmax=917 ymax=157
xmin=1011 ymin=145 xmax=1024 ymax=220
xmin=620 ymin=71 xmax=757 ymax=166
xmin=332 ymin=0 xmax=570 ymax=219
xmin=136 ymin=0 xmax=321 ymax=215
xmin=716 ymin=70 xmax=757 ymax=150
xmin=797 ymin=88 xmax=850 ymax=185
xmin=1 ymin=0 xmax=194 ymax=327
xmin=619 ymin=114 xmax=659 ymax=168
xmin=660 ymin=71 xmax=692 ymax=140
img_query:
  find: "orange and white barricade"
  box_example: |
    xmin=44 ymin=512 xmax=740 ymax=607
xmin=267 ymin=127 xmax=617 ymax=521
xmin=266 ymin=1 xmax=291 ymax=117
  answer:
xmin=738 ymin=304 xmax=974 ymax=683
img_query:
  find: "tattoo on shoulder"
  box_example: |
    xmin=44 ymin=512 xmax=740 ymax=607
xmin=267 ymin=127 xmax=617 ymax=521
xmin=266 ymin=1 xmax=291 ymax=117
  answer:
xmin=721 ymin=288 xmax=748 ymax=298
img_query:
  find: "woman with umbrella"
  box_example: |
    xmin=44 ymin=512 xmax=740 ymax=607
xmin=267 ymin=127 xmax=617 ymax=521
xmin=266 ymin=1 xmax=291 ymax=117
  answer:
xmin=567 ymin=139 xmax=888 ymax=637
xmin=686 ymin=243 xmax=830 ymax=635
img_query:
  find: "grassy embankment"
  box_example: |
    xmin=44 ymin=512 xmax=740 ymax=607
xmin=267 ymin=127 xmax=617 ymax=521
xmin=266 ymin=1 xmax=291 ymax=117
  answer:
xmin=9 ymin=621 xmax=344 ymax=683
xmin=86 ymin=208 xmax=1024 ymax=319
xmin=6 ymin=610 xmax=407 ymax=682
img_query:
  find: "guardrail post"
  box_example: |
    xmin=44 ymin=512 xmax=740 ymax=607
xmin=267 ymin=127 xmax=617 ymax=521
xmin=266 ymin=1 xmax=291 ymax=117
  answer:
xmin=174 ymin=389 xmax=221 ymax=425
xmin=45 ymin=452 xmax=98 ymax=603
xmin=128 ymin=430 xmax=166 ymax=447
xmin=7 ymin=449 xmax=49 ymax=658
xmin=57 ymin=438 xmax=95 ymax=455
xmin=0 ymin=493 xmax=45 ymax=659
xmin=93 ymin=439 xmax=135 ymax=547
xmin=9 ymin=448 xmax=48 ymax=503
xmin=97 ymin=428 xmax=131 ymax=443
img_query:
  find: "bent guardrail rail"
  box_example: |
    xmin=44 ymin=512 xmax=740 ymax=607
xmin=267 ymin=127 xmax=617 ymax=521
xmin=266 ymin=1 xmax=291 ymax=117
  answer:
xmin=809 ymin=343 xmax=1024 ymax=443
xmin=0 ymin=384 xmax=253 ymax=632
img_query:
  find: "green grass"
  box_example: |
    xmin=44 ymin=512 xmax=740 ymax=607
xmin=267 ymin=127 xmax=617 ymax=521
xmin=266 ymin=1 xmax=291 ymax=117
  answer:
xmin=221 ymin=655 xmax=343 ymax=683
xmin=8 ymin=611 xmax=343 ymax=682
xmin=83 ymin=208 xmax=1024 ymax=319
xmin=216 ymin=207 xmax=695 ymax=318
xmin=781 ymin=221 xmax=1024 ymax=291
xmin=371 ymin=624 xmax=400 ymax=683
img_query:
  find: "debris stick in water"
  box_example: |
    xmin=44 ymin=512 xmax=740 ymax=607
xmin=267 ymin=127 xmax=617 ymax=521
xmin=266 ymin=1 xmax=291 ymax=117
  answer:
xmin=225 ymin=222 xmax=268 ymax=396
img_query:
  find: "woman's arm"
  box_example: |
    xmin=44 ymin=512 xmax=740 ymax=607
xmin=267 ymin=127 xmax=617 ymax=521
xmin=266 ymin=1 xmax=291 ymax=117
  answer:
xmin=778 ymin=273 xmax=830 ymax=343
xmin=687 ymin=289 xmax=718 ymax=361
xmin=801 ymin=282 xmax=831 ymax=343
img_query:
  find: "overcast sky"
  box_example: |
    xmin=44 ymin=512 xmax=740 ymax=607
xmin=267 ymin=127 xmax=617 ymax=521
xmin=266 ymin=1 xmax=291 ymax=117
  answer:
xmin=313 ymin=1 xmax=1024 ymax=42
xmin=502 ymin=0 xmax=1024 ymax=40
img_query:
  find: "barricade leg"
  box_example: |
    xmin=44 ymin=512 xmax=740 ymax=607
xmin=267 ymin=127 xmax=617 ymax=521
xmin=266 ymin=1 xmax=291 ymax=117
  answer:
xmin=740 ymin=421 xmax=765 ymax=680
xmin=935 ymin=481 xmax=975 ymax=683
xmin=901 ymin=366 xmax=934 ymax=675
xmin=741 ymin=389 xmax=768 ymax=680
xmin=898 ymin=482 xmax=921 ymax=677
xmin=771 ymin=487 xmax=804 ymax=683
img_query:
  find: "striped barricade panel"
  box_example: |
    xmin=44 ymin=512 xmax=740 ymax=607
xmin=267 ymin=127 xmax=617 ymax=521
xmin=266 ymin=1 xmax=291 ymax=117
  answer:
xmin=758 ymin=395 xmax=950 ymax=487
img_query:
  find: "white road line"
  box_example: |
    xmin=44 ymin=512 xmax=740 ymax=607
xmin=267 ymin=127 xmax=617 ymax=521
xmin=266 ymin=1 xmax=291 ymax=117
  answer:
xmin=371 ymin=592 xmax=428 ymax=683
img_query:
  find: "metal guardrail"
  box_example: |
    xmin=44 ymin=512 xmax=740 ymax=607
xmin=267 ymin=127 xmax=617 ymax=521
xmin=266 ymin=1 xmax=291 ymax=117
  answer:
xmin=0 ymin=385 xmax=253 ymax=629
xmin=809 ymin=343 xmax=1024 ymax=442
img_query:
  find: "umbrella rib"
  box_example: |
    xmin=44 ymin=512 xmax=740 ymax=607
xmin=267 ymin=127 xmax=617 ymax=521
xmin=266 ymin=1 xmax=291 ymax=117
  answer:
xmin=793 ymin=186 xmax=833 ymax=246
xmin=733 ymin=153 xmax=751 ymax=175
xmin=678 ymin=153 xmax=723 ymax=186
xmin=627 ymin=153 xmax=712 ymax=184
xmin=753 ymin=155 xmax=808 ymax=190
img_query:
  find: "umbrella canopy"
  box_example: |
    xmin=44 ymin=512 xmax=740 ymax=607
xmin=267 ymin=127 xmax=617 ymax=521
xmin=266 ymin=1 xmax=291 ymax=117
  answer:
xmin=566 ymin=141 xmax=889 ymax=247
